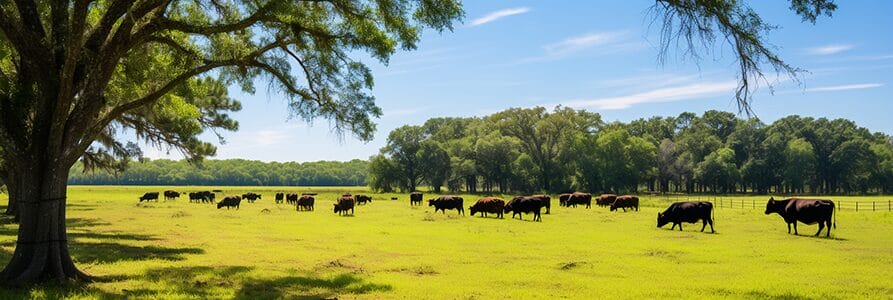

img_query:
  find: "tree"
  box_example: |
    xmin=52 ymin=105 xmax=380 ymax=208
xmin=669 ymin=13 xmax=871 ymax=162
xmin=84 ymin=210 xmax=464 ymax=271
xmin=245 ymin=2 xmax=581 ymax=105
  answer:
xmin=651 ymin=0 xmax=837 ymax=113
xmin=696 ymin=147 xmax=739 ymax=193
xmin=783 ymin=138 xmax=816 ymax=193
xmin=382 ymin=125 xmax=426 ymax=192
xmin=419 ymin=141 xmax=450 ymax=193
xmin=0 ymin=0 xmax=462 ymax=285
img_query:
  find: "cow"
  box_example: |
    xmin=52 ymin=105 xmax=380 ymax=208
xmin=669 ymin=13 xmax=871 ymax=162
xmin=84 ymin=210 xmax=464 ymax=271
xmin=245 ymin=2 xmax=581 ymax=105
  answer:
xmin=504 ymin=196 xmax=544 ymax=221
xmin=469 ymin=197 xmax=505 ymax=218
xmin=566 ymin=192 xmax=592 ymax=209
xmin=334 ymin=195 xmax=356 ymax=215
xmin=355 ymin=194 xmax=372 ymax=205
xmin=203 ymin=191 xmax=216 ymax=203
xmin=139 ymin=192 xmax=159 ymax=202
xmin=297 ymin=195 xmax=315 ymax=211
xmin=428 ymin=196 xmax=464 ymax=215
xmin=531 ymin=194 xmax=551 ymax=214
xmin=163 ymin=190 xmax=180 ymax=201
xmin=189 ymin=191 xmax=214 ymax=203
xmin=286 ymin=193 xmax=299 ymax=205
xmin=610 ymin=195 xmax=639 ymax=212
xmin=275 ymin=192 xmax=285 ymax=204
xmin=391 ymin=197 xmax=398 ymax=200
xmin=410 ymin=192 xmax=423 ymax=206
xmin=765 ymin=197 xmax=836 ymax=237
xmin=596 ymin=194 xmax=617 ymax=207
xmin=242 ymin=192 xmax=261 ymax=203
xmin=558 ymin=193 xmax=572 ymax=207
xmin=217 ymin=196 xmax=241 ymax=209
xmin=658 ymin=201 xmax=715 ymax=233
xmin=188 ymin=192 xmax=200 ymax=203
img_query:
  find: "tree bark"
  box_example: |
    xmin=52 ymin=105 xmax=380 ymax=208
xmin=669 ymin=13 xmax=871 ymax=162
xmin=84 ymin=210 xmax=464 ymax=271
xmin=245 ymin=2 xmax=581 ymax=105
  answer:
xmin=0 ymin=159 xmax=90 ymax=286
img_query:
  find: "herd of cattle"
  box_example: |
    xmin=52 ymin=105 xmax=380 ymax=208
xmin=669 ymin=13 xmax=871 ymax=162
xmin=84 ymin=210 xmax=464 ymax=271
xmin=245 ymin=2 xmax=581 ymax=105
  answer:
xmin=137 ymin=190 xmax=837 ymax=237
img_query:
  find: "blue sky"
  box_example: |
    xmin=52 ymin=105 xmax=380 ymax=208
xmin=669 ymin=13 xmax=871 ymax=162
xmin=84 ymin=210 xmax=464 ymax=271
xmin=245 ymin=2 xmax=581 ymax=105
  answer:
xmin=144 ymin=1 xmax=892 ymax=162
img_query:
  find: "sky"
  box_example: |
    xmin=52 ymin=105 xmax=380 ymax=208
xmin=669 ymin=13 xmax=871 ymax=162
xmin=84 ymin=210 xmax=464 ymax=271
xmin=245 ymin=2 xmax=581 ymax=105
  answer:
xmin=143 ymin=1 xmax=893 ymax=162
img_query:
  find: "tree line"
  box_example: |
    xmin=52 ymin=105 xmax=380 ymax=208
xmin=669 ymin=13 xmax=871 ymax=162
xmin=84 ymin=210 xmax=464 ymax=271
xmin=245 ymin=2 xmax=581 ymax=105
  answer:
xmin=68 ymin=159 xmax=368 ymax=186
xmin=368 ymin=107 xmax=893 ymax=195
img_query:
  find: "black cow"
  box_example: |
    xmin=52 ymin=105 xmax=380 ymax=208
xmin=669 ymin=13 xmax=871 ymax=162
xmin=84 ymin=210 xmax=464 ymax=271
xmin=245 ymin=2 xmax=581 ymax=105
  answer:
xmin=658 ymin=201 xmax=715 ymax=233
xmin=558 ymin=193 xmax=572 ymax=207
xmin=566 ymin=192 xmax=592 ymax=208
xmin=531 ymin=194 xmax=551 ymax=214
xmin=355 ymin=194 xmax=372 ymax=205
xmin=163 ymin=190 xmax=180 ymax=201
xmin=275 ymin=192 xmax=284 ymax=204
xmin=610 ymin=195 xmax=639 ymax=212
xmin=334 ymin=195 xmax=356 ymax=215
xmin=504 ymin=196 xmax=544 ymax=222
xmin=217 ymin=196 xmax=241 ymax=209
xmin=286 ymin=193 xmax=299 ymax=205
xmin=765 ymin=197 xmax=836 ymax=237
xmin=139 ymin=192 xmax=159 ymax=202
xmin=469 ymin=197 xmax=505 ymax=218
xmin=428 ymin=196 xmax=464 ymax=215
xmin=242 ymin=192 xmax=261 ymax=203
xmin=297 ymin=195 xmax=315 ymax=211
xmin=410 ymin=192 xmax=423 ymax=206
xmin=190 ymin=191 xmax=214 ymax=203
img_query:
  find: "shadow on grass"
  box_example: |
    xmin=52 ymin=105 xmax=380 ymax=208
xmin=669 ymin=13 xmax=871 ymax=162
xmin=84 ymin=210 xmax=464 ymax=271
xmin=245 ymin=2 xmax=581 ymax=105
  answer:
xmin=236 ymin=273 xmax=393 ymax=299
xmin=744 ymin=290 xmax=823 ymax=300
xmin=70 ymin=242 xmax=204 ymax=264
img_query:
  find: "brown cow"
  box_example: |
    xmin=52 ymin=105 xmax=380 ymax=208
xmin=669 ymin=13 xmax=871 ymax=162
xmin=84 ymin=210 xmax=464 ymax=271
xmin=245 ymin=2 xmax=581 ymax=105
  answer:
xmin=297 ymin=195 xmax=315 ymax=211
xmin=558 ymin=193 xmax=572 ymax=207
xmin=334 ymin=195 xmax=355 ymax=215
xmin=355 ymin=194 xmax=372 ymax=205
xmin=469 ymin=197 xmax=505 ymax=218
xmin=596 ymin=194 xmax=617 ymax=207
xmin=765 ymin=197 xmax=836 ymax=237
xmin=530 ymin=194 xmax=551 ymax=214
xmin=566 ymin=192 xmax=592 ymax=209
xmin=610 ymin=195 xmax=639 ymax=212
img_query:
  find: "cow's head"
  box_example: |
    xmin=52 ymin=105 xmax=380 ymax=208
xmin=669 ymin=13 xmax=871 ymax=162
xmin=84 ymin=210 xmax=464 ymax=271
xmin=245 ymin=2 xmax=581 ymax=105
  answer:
xmin=428 ymin=199 xmax=436 ymax=206
xmin=609 ymin=203 xmax=617 ymax=212
xmin=469 ymin=206 xmax=478 ymax=216
xmin=333 ymin=204 xmax=341 ymax=213
xmin=765 ymin=197 xmax=778 ymax=215
xmin=657 ymin=212 xmax=669 ymax=228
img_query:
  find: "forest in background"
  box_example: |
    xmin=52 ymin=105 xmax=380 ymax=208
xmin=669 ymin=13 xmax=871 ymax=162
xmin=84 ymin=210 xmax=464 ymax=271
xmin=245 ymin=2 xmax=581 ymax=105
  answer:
xmin=68 ymin=159 xmax=368 ymax=186
xmin=369 ymin=108 xmax=893 ymax=195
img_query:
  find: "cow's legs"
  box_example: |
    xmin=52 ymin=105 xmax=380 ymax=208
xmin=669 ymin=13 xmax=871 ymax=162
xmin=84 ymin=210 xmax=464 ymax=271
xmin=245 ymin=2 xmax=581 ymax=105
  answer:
xmin=826 ymin=219 xmax=832 ymax=237
xmin=701 ymin=220 xmax=707 ymax=232
xmin=815 ymin=222 xmax=824 ymax=237
xmin=708 ymin=218 xmax=715 ymax=233
xmin=787 ymin=223 xmax=792 ymax=234
xmin=670 ymin=223 xmax=677 ymax=230
xmin=792 ymin=223 xmax=798 ymax=235
xmin=678 ymin=223 xmax=683 ymax=231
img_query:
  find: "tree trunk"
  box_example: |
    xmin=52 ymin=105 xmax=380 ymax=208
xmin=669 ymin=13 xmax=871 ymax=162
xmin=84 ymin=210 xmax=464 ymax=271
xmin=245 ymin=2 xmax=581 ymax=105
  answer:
xmin=1 ymin=160 xmax=90 ymax=286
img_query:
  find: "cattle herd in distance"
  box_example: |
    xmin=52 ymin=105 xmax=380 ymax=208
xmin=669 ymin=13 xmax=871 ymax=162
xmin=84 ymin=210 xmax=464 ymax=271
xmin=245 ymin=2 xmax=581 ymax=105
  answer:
xmin=137 ymin=190 xmax=838 ymax=238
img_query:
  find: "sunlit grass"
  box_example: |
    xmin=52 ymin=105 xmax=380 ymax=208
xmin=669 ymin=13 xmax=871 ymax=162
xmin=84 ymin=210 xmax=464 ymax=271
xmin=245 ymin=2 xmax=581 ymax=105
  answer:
xmin=1 ymin=186 xmax=891 ymax=299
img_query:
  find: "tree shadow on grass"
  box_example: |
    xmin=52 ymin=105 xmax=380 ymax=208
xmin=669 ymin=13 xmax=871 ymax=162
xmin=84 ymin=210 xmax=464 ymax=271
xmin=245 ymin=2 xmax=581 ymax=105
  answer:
xmin=745 ymin=290 xmax=823 ymax=300
xmin=235 ymin=273 xmax=393 ymax=299
xmin=70 ymin=242 xmax=204 ymax=264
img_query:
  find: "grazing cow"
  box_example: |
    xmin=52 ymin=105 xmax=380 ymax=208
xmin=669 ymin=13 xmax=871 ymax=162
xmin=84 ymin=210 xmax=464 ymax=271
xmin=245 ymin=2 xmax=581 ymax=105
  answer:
xmin=410 ymin=192 xmax=423 ymax=206
xmin=469 ymin=197 xmax=505 ymax=218
xmin=286 ymin=193 xmax=299 ymax=205
xmin=610 ymin=195 xmax=639 ymax=212
xmin=139 ymin=192 xmax=159 ymax=202
xmin=203 ymin=191 xmax=216 ymax=203
xmin=566 ymin=192 xmax=592 ymax=209
xmin=188 ymin=192 xmax=200 ymax=203
xmin=296 ymin=195 xmax=315 ymax=211
xmin=658 ymin=201 xmax=715 ymax=233
xmin=558 ymin=193 xmax=572 ymax=207
xmin=275 ymin=192 xmax=284 ymax=204
xmin=334 ymin=195 xmax=356 ymax=215
xmin=428 ymin=196 xmax=464 ymax=215
xmin=217 ymin=196 xmax=242 ymax=209
xmin=596 ymin=194 xmax=617 ymax=207
xmin=163 ymin=190 xmax=180 ymax=201
xmin=391 ymin=197 xmax=398 ymax=200
xmin=242 ymin=192 xmax=261 ymax=203
xmin=531 ymin=194 xmax=551 ymax=214
xmin=504 ymin=196 xmax=544 ymax=221
xmin=765 ymin=197 xmax=836 ymax=237
xmin=355 ymin=194 xmax=372 ymax=205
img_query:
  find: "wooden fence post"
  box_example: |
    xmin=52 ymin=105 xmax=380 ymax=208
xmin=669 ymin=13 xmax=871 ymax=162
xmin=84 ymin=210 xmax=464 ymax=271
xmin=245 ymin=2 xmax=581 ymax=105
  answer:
xmin=873 ymin=201 xmax=876 ymax=212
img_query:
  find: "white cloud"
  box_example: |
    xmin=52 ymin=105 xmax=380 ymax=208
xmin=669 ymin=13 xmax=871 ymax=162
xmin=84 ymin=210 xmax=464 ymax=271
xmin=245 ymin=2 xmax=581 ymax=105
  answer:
xmin=806 ymin=44 xmax=854 ymax=55
xmin=560 ymin=81 xmax=737 ymax=110
xmin=544 ymin=32 xmax=628 ymax=57
xmin=805 ymin=83 xmax=883 ymax=92
xmin=255 ymin=130 xmax=290 ymax=146
xmin=470 ymin=7 xmax=531 ymax=27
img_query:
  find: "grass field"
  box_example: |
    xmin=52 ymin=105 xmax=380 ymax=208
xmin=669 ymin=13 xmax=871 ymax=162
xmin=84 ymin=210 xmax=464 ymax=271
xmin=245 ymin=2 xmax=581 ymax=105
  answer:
xmin=1 ymin=186 xmax=892 ymax=299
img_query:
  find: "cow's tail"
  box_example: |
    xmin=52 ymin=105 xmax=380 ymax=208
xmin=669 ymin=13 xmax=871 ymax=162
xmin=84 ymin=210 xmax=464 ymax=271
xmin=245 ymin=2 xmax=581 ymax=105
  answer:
xmin=833 ymin=201 xmax=837 ymax=229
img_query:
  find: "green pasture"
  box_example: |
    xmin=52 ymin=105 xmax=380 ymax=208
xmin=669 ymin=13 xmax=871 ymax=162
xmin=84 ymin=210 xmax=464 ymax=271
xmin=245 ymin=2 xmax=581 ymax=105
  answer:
xmin=1 ymin=186 xmax=891 ymax=299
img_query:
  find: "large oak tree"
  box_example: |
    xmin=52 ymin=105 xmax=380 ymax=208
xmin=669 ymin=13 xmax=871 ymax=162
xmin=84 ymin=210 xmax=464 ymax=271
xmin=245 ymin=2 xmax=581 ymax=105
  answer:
xmin=0 ymin=0 xmax=461 ymax=285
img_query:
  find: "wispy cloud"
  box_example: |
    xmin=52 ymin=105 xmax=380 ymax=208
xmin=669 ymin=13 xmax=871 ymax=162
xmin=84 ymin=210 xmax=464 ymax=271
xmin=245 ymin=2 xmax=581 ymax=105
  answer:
xmin=470 ymin=7 xmax=531 ymax=27
xmin=806 ymin=44 xmax=854 ymax=55
xmin=559 ymin=81 xmax=737 ymax=110
xmin=544 ymin=31 xmax=628 ymax=57
xmin=255 ymin=130 xmax=290 ymax=146
xmin=805 ymin=83 xmax=883 ymax=92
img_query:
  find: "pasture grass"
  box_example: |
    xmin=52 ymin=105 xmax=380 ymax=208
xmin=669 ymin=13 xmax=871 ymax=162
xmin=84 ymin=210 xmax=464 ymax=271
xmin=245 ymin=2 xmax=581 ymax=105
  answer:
xmin=0 ymin=186 xmax=891 ymax=299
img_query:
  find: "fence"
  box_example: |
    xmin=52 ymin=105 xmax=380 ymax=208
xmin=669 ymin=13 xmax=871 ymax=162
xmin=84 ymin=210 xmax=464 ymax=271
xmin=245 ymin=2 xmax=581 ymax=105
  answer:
xmin=641 ymin=194 xmax=892 ymax=212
